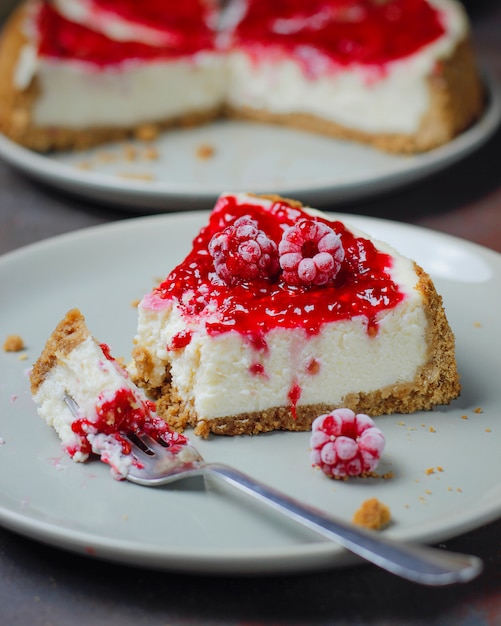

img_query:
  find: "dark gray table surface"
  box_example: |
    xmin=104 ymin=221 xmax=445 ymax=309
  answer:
xmin=1 ymin=2 xmax=501 ymax=624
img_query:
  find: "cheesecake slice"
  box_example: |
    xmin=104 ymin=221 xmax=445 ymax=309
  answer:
xmin=131 ymin=192 xmax=461 ymax=438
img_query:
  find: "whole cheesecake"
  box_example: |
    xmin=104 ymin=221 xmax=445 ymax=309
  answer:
xmin=0 ymin=0 xmax=484 ymax=153
xmin=131 ymin=193 xmax=461 ymax=438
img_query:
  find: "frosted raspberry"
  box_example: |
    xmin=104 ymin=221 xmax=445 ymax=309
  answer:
xmin=310 ymin=408 xmax=385 ymax=479
xmin=278 ymin=219 xmax=344 ymax=286
xmin=208 ymin=216 xmax=279 ymax=285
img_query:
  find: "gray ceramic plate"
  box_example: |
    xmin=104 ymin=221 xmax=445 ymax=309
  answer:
xmin=0 ymin=74 xmax=499 ymax=211
xmin=0 ymin=212 xmax=500 ymax=573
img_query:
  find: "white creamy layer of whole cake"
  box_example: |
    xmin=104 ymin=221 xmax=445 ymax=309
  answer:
xmin=19 ymin=58 xmax=226 ymax=129
xmin=131 ymin=192 xmax=460 ymax=437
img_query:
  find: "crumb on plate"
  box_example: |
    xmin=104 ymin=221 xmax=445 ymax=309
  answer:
xmin=3 ymin=334 xmax=25 ymax=352
xmin=352 ymin=498 xmax=391 ymax=530
xmin=196 ymin=143 xmax=215 ymax=159
xmin=117 ymin=172 xmax=155 ymax=181
xmin=134 ymin=123 xmax=160 ymax=142
xmin=143 ymin=146 xmax=159 ymax=161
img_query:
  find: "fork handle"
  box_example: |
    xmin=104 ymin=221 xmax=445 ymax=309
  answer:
xmin=204 ymin=462 xmax=482 ymax=586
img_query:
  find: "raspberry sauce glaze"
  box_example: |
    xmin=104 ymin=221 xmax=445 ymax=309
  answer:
xmin=153 ymin=195 xmax=405 ymax=344
xmin=37 ymin=0 xmax=446 ymax=70
xmin=233 ymin=0 xmax=446 ymax=73
xmin=37 ymin=1 xmax=216 ymax=64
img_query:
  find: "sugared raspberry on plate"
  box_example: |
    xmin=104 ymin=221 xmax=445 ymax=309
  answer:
xmin=310 ymin=408 xmax=385 ymax=478
xmin=279 ymin=219 xmax=344 ymax=286
xmin=209 ymin=216 xmax=279 ymax=285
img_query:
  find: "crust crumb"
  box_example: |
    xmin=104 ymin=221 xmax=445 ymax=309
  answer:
xmin=193 ymin=420 xmax=211 ymax=439
xmin=117 ymin=172 xmax=155 ymax=181
xmin=143 ymin=146 xmax=159 ymax=160
xmin=122 ymin=144 xmax=138 ymax=161
xmin=134 ymin=124 xmax=160 ymax=142
xmin=196 ymin=143 xmax=215 ymax=159
xmin=352 ymin=498 xmax=391 ymax=530
xmin=3 ymin=334 xmax=25 ymax=352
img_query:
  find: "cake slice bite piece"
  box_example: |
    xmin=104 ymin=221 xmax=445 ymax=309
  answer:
xmin=131 ymin=192 xmax=461 ymax=438
xmin=30 ymin=309 xmax=187 ymax=478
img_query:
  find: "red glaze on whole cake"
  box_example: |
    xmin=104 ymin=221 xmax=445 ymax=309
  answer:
xmin=229 ymin=0 xmax=446 ymax=77
xmin=39 ymin=1 xmax=218 ymax=64
xmin=54 ymin=0 xmax=218 ymax=48
xmin=131 ymin=192 xmax=461 ymax=438
xmin=154 ymin=194 xmax=404 ymax=341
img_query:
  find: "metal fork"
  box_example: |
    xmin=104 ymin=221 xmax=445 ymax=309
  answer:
xmin=124 ymin=432 xmax=482 ymax=585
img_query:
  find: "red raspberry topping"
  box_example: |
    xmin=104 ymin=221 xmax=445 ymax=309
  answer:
xmin=208 ymin=215 xmax=279 ymax=285
xmin=279 ymin=219 xmax=345 ymax=286
xmin=310 ymin=408 xmax=385 ymax=479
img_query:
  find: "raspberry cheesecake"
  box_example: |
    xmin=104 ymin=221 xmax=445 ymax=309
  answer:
xmin=30 ymin=308 xmax=187 ymax=478
xmin=131 ymin=192 xmax=461 ymax=438
xmin=0 ymin=0 xmax=483 ymax=153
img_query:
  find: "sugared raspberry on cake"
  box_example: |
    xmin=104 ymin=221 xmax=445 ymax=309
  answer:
xmin=131 ymin=192 xmax=461 ymax=438
xmin=30 ymin=309 xmax=187 ymax=479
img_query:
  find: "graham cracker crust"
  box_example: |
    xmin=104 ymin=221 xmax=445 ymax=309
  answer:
xmin=29 ymin=308 xmax=90 ymax=395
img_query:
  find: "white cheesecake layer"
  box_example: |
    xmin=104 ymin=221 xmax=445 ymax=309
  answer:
xmin=18 ymin=54 xmax=226 ymax=128
xmin=135 ymin=299 xmax=427 ymax=421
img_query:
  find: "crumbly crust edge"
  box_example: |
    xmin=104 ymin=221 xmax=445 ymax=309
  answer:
xmin=29 ymin=308 xmax=90 ymax=395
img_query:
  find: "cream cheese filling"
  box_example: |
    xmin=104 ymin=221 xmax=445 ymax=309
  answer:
xmin=135 ymin=299 xmax=427 ymax=421
xmin=28 ymin=55 xmax=227 ymax=128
